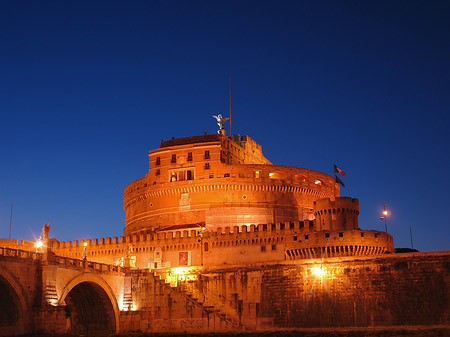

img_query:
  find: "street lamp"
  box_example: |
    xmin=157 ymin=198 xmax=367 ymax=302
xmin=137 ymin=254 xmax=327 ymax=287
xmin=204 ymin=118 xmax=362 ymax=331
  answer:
xmin=380 ymin=204 xmax=388 ymax=234
xmin=82 ymin=242 xmax=87 ymax=260
xmin=198 ymin=226 xmax=206 ymax=266
xmin=380 ymin=204 xmax=390 ymax=249
xmin=35 ymin=238 xmax=43 ymax=253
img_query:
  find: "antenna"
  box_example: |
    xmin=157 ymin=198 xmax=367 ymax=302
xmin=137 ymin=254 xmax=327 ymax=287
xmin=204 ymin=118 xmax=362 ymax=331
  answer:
xmin=9 ymin=203 xmax=13 ymax=239
xmin=229 ymin=75 xmax=232 ymax=137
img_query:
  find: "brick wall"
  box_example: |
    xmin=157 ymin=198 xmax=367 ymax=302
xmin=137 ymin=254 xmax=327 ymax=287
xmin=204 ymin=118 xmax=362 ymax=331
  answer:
xmin=145 ymin=251 xmax=450 ymax=330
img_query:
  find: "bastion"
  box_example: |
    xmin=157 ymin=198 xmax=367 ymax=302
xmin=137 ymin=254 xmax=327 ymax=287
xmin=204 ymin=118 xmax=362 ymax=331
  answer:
xmin=2 ymin=128 xmax=449 ymax=335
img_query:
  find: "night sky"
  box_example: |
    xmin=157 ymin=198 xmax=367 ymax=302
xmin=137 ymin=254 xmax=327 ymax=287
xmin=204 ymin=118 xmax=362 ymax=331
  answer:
xmin=1 ymin=1 xmax=449 ymax=252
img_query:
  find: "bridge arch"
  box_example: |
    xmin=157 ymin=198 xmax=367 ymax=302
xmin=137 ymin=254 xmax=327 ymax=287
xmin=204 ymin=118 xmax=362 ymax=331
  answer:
xmin=0 ymin=265 xmax=29 ymax=336
xmin=59 ymin=273 xmax=120 ymax=334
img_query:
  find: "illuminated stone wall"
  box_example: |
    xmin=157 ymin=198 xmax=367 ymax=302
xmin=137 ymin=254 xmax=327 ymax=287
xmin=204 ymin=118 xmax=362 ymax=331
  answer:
xmin=123 ymin=133 xmax=337 ymax=235
xmin=141 ymin=251 xmax=450 ymax=330
xmin=314 ymin=197 xmax=359 ymax=231
xmin=45 ymin=220 xmax=393 ymax=269
xmin=1 ymin=246 xmax=449 ymax=333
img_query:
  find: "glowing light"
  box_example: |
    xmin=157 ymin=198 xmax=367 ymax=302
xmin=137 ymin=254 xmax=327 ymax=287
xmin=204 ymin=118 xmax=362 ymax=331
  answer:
xmin=315 ymin=180 xmax=322 ymax=185
xmin=172 ymin=267 xmax=189 ymax=276
xmin=312 ymin=267 xmax=324 ymax=277
xmin=35 ymin=240 xmax=43 ymax=249
xmin=383 ymin=210 xmax=388 ymax=216
xmin=269 ymin=172 xmax=274 ymax=178
xmin=83 ymin=242 xmax=88 ymax=247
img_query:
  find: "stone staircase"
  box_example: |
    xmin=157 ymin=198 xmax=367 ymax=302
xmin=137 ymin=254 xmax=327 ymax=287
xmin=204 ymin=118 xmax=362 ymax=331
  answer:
xmin=152 ymin=269 xmax=245 ymax=331
xmin=44 ymin=284 xmax=59 ymax=306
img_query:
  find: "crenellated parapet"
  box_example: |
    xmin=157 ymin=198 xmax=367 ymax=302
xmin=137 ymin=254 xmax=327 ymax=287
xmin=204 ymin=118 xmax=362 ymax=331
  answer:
xmin=49 ymin=220 xmax=394 ymax=268
xmin=314 ymin=197 xmax=359 ymax=231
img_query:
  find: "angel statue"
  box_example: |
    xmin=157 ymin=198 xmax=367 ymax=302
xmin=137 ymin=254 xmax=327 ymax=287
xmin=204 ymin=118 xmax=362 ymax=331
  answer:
xmin=212 ymin=114 xmax=230 ymax=133
xmin=42 ymin=222 xmax=50 ymax=241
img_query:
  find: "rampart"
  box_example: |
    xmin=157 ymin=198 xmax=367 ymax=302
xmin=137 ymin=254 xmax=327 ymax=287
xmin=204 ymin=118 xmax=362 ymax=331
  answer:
xmin=145 ymin=250 xmax=450 ymax=330
xmin=32 ymin=220 xmax=393 ymax=269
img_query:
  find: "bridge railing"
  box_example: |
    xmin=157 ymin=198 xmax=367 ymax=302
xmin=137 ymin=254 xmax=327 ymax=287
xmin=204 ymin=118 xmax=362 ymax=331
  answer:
xmin=53 ymin=255 xmax=126 ymax=273
xmin=0 ymin=247 xmax=42 ymax=261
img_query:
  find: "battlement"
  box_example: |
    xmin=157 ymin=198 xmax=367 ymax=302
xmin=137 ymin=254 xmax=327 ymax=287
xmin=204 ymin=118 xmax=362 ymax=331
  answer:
xmin=314 ymin=197 xmax=359 ymax=211
xmin=50 ymin=221 xmax=392 ymax=249
xmin=48 ymin=220 xmax=394 ymax=268
xmin=160 ymin=133 xmax=223 ymax=148
xmin=314 ymin=197 xmax=360 ymax=231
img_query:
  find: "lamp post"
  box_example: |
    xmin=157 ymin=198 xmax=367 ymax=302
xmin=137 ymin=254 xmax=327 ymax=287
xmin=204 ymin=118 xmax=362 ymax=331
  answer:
xmin=199 ymin=227 xmax=206 ymax=266
xmin=380 ymin=204 xmax=389 ymax=249
xmin=35 ymin=238 xmax=43 ymax=253
xmin=82 ymin=242 xmax=87 ymax=260
xmin=380 ymin=204 xmax=388 ymax=234
xmin=195 ymin=224 xmax=206 ymax=266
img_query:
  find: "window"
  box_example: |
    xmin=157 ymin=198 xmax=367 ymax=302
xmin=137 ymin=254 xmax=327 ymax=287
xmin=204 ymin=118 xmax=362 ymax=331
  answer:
xmin=204 ymin=163 xmax=210 ymax=170
xmin=293 ymin=236 xmax=298 ymax=241
xmin=169 ymin=169 xmax=194 ymax=182
xmin=290 ymin=222 xmax=295 ymax=230
xmin=361 ymin=232 xmax=365 ymax=237
xmin=325 ymin=233 xmax=330 ymax=238
xmin=209 ymin=174 xmax=214 ymax=178
xmin=224 ymin=173 xmax=230 ymax=177
xmin=156 ymin=157 xmax=161 ymax=166
xmin=171 ymin=154 xmax=176 ymax=163
xmin=305 ymin=235 xmax=309 ymax=240
xmin=260 ymin=246 xmax=266 ymax=252
xmin=156 ymin=169 xmax=160 ymax=176
xmin=339 ymin=232 xmax=343 ymax=237
xmin=187 ymin=152 xmax=193 ymax=161
xmin=272 ymin=244 xmax=276 ymax=251
xmin=271 ymin=224 xmax=276 ymax=230
xmin=204 ymin=150 xmax=210 ymax=159
xmin=280 ymin=223 xmax=285 ymax=230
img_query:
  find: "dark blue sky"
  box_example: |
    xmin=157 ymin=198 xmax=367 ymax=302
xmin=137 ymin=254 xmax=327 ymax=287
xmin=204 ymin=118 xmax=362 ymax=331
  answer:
xmin=1 ymin=1 xmax=449 ymax=251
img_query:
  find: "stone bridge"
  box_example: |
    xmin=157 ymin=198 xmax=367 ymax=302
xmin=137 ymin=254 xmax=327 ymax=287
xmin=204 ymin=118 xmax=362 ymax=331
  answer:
xmin=2 ymin=245 xmax=450 ymax=335
xmin=0 ymin=246 xmax=128 ymax=336
xmin=0 ymin=245 xmax=239 ymax=335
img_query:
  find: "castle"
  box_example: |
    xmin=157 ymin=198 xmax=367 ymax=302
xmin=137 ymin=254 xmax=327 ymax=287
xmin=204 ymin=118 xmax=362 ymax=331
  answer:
xmin=47 ymin=126 xmax=393 ymax=268
xmin=2 ymin=123 xmax=449 ymax=335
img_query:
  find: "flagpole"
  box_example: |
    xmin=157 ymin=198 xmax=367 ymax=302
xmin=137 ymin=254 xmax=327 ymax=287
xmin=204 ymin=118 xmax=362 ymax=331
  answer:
xmin=333 ymin=163 xmax=336 ymax=200
xmin=229 ymin=75 xmax=232 ymax=137
xmin=9 ymin=203 xmax=13 ymax=239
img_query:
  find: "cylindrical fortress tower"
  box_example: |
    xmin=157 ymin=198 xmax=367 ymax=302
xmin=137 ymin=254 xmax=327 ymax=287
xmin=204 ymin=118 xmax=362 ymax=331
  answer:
xmin=314 ymin=197 xmax=359 ymax=231
xmin=123 ymin=133 xmax=339 ymax=235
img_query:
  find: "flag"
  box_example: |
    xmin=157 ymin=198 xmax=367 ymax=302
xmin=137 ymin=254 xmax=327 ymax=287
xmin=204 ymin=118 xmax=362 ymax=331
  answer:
xmin=335 ymin=175 xmax=345 ymax=187
xmin=333 ymin=163 xmax=346 ymax=176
